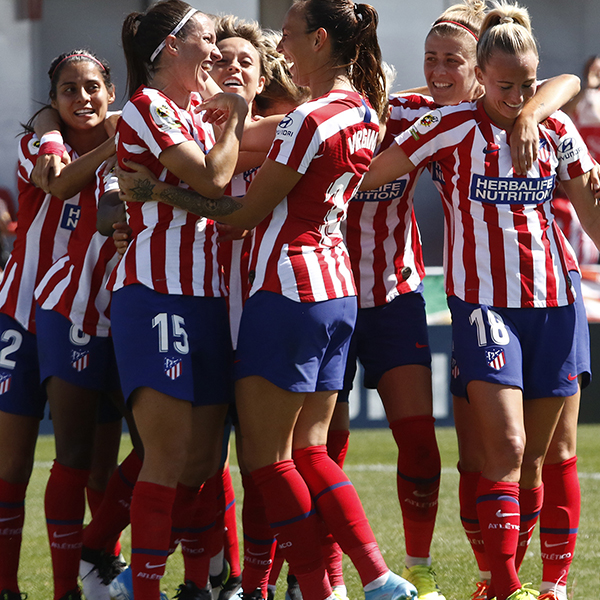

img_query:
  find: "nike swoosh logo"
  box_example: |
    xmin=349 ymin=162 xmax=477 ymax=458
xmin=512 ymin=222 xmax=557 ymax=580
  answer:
xmin=178 ymin=538 xmax=197 ymax=543
xmin=495 ymin=510 xmax=520 ymax=518
xmin=0 ymin=515 xmax=19 ymax=522
xmin=544 ymin=540 xmax=569 ymax=548
xmin=519 ymin=525 xmax=536 ymax=536
xmin=247 ymin=549 xmax=270 ymax=556
xmin=483 ymin=148 xmax=499 ymax=154
xmin=567 ymin=373 xmax=578 ymax=381
xmin=53 ymin=531 xmax=78 ymax=539
xmin=464 ymin=528 xmax=481 ymax=534
xmin=412 ymin=489 xmax=438 ymax=497
xmin=145 ymin=562 xmax=167 ymax=569
xmin=415 ymin=342 xmax=428 ymax=349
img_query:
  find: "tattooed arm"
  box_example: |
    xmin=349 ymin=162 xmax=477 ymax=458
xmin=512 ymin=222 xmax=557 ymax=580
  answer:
xmin=119 ymin=158 xmax=302 ymax=229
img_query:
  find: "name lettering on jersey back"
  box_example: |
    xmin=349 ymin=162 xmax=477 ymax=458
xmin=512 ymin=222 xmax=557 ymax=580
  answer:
xmin=470 ymin=174 xmax=555 ymax=204
xmin=353 ymin=178 xmax=407 ymax=202
xmin=347 ymin=128 xmax=378 ymax=155
xmin=61 ymin=205 xmax=81 ymax=230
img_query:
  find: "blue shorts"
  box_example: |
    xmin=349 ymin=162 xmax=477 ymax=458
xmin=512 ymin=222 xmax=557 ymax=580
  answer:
xmin=342 ymin=288 xmax=431 ymax=393
xmin=36 ymin=306 xmax=121 ymax=392
xmin=235 ymin=291 xmax=357 ymax=393
xmin=110 ymin=285 xmax=234 ymax=407
xmin=448 ymin=272 xmax=591 ymax=400
xmin=0 ymin=313 xmax=46 ymax=419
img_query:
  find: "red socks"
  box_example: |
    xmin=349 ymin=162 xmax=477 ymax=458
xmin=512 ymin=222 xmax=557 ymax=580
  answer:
xmin=131 ymin=481 xmax=176 ymax=600
xmin=476 ymin=477 xmax=521 ymax=600
xmin=181 ymin=476 xmax=218 ymax=589
xmin=82 ymin=450 xmax=142 ymax=551
xmin=252 ymin=460 xmax=331 ymax=600
xmin=293 ymin=445 xmax=387 ymax=587
xmin=241 ymin=473 xmax=276 ymax=596
xmin=0 ymin=479 xmax=27 ymax=593
xmin=221 ymin=465 xmax=241 ymax=579
xmin=170 ymin=483 xmax=200 ymax=555
xmin=45 ymin=461 xmax=90 ymax=599
xmin=390 ymin=416 xmax=441 ymax=559
xmin=458 ymin=465 xmax=489 ymax=573
xmin=515 ymin=485 xmax=543 ymax=572
xmin=540 ymin=457 xmax=580 ymax=586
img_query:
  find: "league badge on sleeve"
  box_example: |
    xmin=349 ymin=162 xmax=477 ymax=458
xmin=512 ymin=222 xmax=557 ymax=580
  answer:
xmin=151 ymin=102 xmax=184 ymax=133
xmin=486 ymin=348 xmax=506 ymax=371
xmin=410 ymin=109 xmax=442 ymax=140
xmin=165 ymin=357 xmax=182 ymax=380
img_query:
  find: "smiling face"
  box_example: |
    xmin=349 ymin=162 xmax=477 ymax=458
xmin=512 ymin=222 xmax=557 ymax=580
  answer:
xmin=476 ymin=49 xmax=538 ymax=130
xmin=424 ymin=31 xmax=480 ymax=105
xmin=51 ymin=60 xmax=115 ymax=132
xmin=176 ymin=13 xmax=222 ymax=92
xmin=211 ymin=37 xmax=265 ymax=104
xmin=277 ymin=4 xmax=315 ymax=87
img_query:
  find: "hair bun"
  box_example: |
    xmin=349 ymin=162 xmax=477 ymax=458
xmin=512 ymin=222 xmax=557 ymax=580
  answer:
xmin=499 ymin=16 xmax=514 ymax=24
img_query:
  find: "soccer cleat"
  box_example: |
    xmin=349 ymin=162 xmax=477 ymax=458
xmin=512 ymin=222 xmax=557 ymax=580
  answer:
xmin=285 ymin=575 xmax=303 ymax=600
xmin=364 ymin=571 xmax=418 ymax=600
xmin=470 ymin=581 xmax=492 ymax=600
xmin=401 ymin=565 xmax=445 ymax=600
xmin=211 ymin=558 xmax=231 ymax=597
xmin=80 ymin=547 xmax=127 ymax=600
xmin=333 ymin=591 xmax=349 ymax=600
xmin=58 ymin=590 xmax=82 ymax=600
xmin=217 ymin=575 xmax=242 ymax=600
xmin=505 ymin=585 xmax=539 ymax=600
xmin=108 ymin=567 xmax=168 ymax=600
xmin=235 ymin=589 xmax=264 ymax=600
xmin=0 ymin=591 xmax=28 ymax=600
xmin=174 ymin=580 xmax=213 ymax=600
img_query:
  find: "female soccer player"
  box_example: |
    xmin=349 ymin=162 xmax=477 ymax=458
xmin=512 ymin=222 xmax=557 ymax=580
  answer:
xmin=344 ymin=2 xmax=582 ymax=599
xmin=118 ymin=2 xmax=417 ymax=599
xmin=0 ymin=49 xmax=120 ymax=600
xmin=358 ymin=3 xmax=599 ymax=600
xmin=110 ymin=1 xmax=248 ymax=599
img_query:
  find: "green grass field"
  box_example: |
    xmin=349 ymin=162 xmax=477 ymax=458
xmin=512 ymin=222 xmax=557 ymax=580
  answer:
xmin=17 ymin=426 xmax=600 ymax=599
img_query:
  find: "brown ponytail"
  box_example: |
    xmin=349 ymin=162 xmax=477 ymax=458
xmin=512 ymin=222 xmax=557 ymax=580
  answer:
xmin=296 ymin=0 xmax=386 ymax=120
xmin=121 ymin=0 xmax=199 ymax=98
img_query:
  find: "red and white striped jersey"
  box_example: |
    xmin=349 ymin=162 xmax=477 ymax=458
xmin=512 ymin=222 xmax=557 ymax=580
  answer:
xmin=0 ymin=134 xmax=82 ymax=332
xmin=108 ymin=86 xmax=223 ymax=297
xmin=219 ymin=168 xmax=259 ymax=346
xmin=344 ymin=93 xmax=433 ymax=308
xmin=249 ymin=90 xmax=379 ymax=303
xmin=570 ymin=88 xmax=600 ymax=162
xmin=35 ymin=162 xmax=120 ymax=337
xmin=395 ymin=100 xmax=595 ymax=308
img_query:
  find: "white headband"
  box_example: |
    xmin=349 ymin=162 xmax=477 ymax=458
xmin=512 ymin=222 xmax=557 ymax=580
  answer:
xmin=150 ymin=8 xmax=198 ymax=63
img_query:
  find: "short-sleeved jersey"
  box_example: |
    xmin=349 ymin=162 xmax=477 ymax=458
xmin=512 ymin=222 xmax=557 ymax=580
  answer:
xmin=108 ymin=86 xmax=223 ymax=297
xmin=344 ymin=93 xmax=432 ymax=308
xmin=0 ymin=134 xmax=82 ymax=332
xmin=35 ymin=162 xmax=120 ymax=337
xmin=249 ymin=90 xmax=379 ymax=303
xmin=395 ymin=100 xmax=595 ymax=308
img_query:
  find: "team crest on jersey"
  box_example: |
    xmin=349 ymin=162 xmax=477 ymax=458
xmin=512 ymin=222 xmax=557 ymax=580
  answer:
xmin=557 ymin=138 xmax=582 ymax=162
xmin=0 ymin=373 xmax=11 ymax=395
xmin=151 ymin=103 xmax=184 ymax=132
xmin=165 ymin=357 xmax=182 ymax=380
xmin=430 ymin=161 xmax=445 ymax=184
xmin=71 ymin=349 xmax=90 ymax=372
xmin=410 ymin=109 xmax=442 ymax=140
xmin=486 ymin=349 xmax=505 ymax=370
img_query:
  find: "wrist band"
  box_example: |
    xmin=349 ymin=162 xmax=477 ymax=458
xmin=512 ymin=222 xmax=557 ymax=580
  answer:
xmin=39 ymin=132 xmax=66 ymax=157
